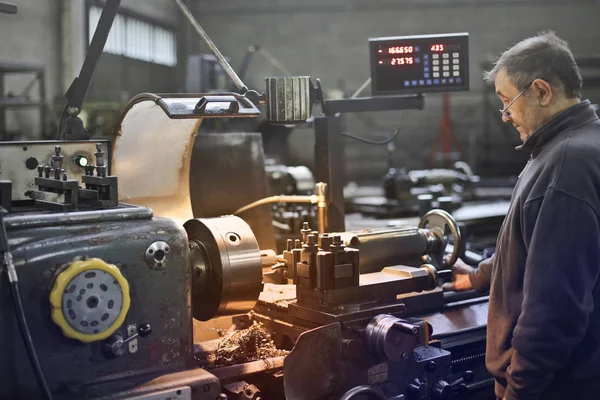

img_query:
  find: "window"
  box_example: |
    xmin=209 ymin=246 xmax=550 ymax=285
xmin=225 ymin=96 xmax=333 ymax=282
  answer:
xmin=88 ymin=6 xmax=177 ymax=67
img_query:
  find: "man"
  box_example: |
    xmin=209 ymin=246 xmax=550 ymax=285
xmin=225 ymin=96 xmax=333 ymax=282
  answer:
xmin=444 ymin=32 xmax=600 ymax=400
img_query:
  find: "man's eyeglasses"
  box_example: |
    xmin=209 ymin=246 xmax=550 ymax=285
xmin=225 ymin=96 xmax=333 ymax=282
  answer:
xmin=499 ymin=81 xmax=534 ymax=119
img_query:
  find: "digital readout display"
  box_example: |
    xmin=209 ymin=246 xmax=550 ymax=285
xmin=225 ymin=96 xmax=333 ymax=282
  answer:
xmin=369 ymin=33 xmax=469 ymax=95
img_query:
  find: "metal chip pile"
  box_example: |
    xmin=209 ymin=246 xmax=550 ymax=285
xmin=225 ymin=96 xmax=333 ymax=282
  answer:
xmin=211 ymin=321 xmax=288 ymax=367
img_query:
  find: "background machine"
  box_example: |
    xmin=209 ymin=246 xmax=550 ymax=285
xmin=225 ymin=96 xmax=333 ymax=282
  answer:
xmin=0 ymin=3 xmax=493 ymax=399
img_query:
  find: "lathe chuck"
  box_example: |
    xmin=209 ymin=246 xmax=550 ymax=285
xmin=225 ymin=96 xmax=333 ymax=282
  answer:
xmin=184 ymin=216 xmax=263 ymax=321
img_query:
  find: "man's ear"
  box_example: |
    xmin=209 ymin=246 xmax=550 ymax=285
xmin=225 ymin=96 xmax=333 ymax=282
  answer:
xmin=532 ymin=78 xmax=553 ymax=107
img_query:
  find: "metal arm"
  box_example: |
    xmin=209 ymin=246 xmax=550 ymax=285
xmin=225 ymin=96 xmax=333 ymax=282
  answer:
xmin=60 ymin=0 xmax=121 ymax=139
xmin=64 ymin=0 xmax=121 ymax=114
xmin=173 ymin=0 xmax=248 ymax=93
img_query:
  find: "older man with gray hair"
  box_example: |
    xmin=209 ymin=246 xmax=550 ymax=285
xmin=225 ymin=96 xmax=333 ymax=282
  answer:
xmin=445 ymin=31 xmax=600 ymax=399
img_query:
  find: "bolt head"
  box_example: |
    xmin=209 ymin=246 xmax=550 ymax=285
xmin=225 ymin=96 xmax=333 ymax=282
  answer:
xmin=426 ymin=361 xmax=436 ymax=372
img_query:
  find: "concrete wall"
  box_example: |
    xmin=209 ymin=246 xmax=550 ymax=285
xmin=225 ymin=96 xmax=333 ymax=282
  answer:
xmin=192 ymin=0 xmax=600 ymax=179
xmin=120 ymin=0 xmax=179 ymax=25
xmin=84 ymin=1 xmax=183 ymax=104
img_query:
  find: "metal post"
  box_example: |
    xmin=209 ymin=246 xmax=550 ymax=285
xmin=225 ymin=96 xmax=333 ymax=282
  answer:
xmin=0 ymin=70 xmax=4 ymax=141
xmin=314 ymin=116 xmax=345 ymax=232
xmin=38 ymin=70 xmax=45 ymax=138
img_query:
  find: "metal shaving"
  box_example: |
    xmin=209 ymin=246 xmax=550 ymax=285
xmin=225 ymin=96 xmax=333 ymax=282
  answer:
xmin=209 ymin=321 xmax=288 ymax=367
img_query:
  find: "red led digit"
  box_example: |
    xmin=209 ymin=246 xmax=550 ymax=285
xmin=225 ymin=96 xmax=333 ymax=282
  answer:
xmin=389 ymin=46 xmax=416 ymax=54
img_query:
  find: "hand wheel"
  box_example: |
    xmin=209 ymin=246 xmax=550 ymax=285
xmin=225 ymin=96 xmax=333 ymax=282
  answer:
xmin=418 ymin=209 xmax=462 ymax=270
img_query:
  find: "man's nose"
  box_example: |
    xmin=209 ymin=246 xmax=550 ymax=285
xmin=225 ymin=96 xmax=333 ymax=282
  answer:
xmin=502 ymin=113 xmax=513 ymax=123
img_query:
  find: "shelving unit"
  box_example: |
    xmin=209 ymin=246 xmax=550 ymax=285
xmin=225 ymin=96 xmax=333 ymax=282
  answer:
xmin=0 ymin=61 xmax=46 ymax=140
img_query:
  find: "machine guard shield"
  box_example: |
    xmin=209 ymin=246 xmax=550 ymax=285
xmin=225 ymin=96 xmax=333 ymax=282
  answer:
xmin=111 ymin=93 xmax=260 ymax=225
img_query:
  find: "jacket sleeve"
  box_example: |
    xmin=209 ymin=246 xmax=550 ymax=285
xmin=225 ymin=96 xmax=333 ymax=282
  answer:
xmin=469 ymin=253 xmax=494 ymax=292
xmin=504 ymin=187 xmax=600 ymax=400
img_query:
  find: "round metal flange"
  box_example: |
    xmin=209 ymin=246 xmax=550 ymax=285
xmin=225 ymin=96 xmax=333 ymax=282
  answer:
xmin=418 ymin=209 xmax=461 ymax=270
xmin=184 ymin=215 xmax=263 ymax=321
xmin=420 ymin=263 xmax=438 ymax=288
xmin=145 ymin=241 xmax=171 ymax=269
xmin=365 ymin=314 xmax=419 ymax=362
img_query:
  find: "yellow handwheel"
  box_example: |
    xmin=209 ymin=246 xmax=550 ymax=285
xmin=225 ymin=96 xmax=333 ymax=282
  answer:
xmin=49 ymin=258 xmax=130 ymax=343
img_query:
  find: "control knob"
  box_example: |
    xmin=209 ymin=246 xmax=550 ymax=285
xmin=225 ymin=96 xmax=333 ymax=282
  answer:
xmin=432 ymin=380 xmax=453 ymax=400
xmin=406 ymin=378 xmax=427 ymax=400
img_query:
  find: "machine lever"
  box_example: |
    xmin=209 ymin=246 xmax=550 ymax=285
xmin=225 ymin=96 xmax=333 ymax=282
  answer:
xmin=105 ymin=324 xmax=152 ymax=357
xmin=393 ymin=321 xmax=419 ymax=336
xmin=449 ymin=370 xmax=475 ymax=394
xmin=123 ymin=323 xmax=152 ymax=344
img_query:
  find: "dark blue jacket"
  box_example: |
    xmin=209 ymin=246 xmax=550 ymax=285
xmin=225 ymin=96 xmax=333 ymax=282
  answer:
xmin=470 ymin=100 xmax=600 ymax=399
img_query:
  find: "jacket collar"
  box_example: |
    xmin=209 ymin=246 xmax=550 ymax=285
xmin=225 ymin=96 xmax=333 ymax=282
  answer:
xmin=516 ymin=100 xmax=599 ymax=158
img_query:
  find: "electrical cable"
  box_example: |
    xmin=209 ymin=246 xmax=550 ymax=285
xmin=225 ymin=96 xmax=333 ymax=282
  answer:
xmin=0 ymin=207 xmax=54 ymax=400
xmin=339 ymin=385 xmax=388 ymax=400
xmin=340 ymin=113 xmax=403 ymax=145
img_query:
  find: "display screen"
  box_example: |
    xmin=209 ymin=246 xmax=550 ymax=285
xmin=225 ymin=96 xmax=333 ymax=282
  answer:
xmin=386 ymin=46 xmax=414 ymax=54
xmin=369 ymin=33 xmax=469 ymax=95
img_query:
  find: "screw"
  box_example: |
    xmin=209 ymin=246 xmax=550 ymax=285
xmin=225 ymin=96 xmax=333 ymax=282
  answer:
xmin=95 ymin=143 xmax=105 ymax=168
xmin=63 ymin=173 xmax=68 ymax=181
xmin=426 ymin=361 xmax=436 ymax=373
xmin=401 ymin=352 xmax=409 ymax=360
xmin=294 ymin=239 xmax=301 ymax=249
xmin=37 ymin=165 xmax=43 ymax=177
xmin=44 ymin=165 xmax=51 ymax=178
xmin=319 ymin=234 xmax=332 ymax=250
xmin=286 ymin=239 xmax=293 ymax=251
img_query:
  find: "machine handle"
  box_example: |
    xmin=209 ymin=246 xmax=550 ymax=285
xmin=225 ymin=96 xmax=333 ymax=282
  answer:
xmin=418 ymin=209 xmax=462 ymax=270
xmin=195 ymin=96 xmax=240 ymax=114
xmin=105 ymin=323 xmax=152 ymax=357
xmin=449 ymin=370 xmax=475 ymax=394
xmin=123 ymin=323 xmax=153 ymax=343
xmin=393 ymin=321 xmax=419 ymax=336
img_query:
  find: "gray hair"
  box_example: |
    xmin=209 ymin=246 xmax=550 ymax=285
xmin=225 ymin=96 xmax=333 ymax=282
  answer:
xmin=484 ymin=31 xmax=582 ymax=98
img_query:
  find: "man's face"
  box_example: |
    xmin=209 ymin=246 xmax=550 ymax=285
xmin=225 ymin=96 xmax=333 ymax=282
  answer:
xmin=495 ymin=69 xmax=545 ymax=142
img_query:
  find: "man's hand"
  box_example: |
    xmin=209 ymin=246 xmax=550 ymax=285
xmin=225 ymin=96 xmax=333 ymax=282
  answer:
xmin=441 ymin=258 xmax=475 ymax=291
